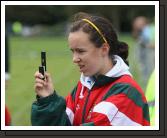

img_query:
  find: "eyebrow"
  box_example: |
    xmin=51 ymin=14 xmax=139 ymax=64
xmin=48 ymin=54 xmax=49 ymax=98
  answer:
xmin=70 ymin=48 xmax=84 ymax=51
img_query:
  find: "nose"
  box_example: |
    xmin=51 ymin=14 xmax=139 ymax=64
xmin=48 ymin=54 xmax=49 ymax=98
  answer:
xmin=73 ymin=53 xmax=81 ymax=63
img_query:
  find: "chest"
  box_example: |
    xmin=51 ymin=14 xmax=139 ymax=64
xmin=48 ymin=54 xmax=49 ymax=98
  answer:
xmin=73 ymin=85 xmax=111 ymax=125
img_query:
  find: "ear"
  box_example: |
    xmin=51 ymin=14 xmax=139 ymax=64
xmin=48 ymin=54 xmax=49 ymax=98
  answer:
xmin=101 ymin=43 xmax=110 ymax=56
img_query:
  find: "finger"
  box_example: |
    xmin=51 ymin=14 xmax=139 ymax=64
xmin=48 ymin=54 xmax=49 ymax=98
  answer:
xmin=34 ymin=71 xmax=44 ymax=79
xmin=45 ymin=72 xmax=52 ymax=82
xmin=34 ymin=83 xmax=43 ymax=92
xmin=35 ymin=78 xmax=45 ymax=85
xmin=34 ymin=71 xmax=40 ymax=77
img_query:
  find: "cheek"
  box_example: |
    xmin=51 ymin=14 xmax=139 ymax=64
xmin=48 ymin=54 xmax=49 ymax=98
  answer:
xmin=82 ymin=49 xmax=103 ymax=67
xmin=86 ymin=56 xmax=102 ymax=71
xmin=82 ymin=52 xmax=103 ymax=76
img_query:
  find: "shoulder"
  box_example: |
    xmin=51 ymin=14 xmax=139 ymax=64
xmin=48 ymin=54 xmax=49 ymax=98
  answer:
xmin=113 ymin=75 xmax=144 ymax=94
xmin=103 ymin=75 xmax=146 ymax=103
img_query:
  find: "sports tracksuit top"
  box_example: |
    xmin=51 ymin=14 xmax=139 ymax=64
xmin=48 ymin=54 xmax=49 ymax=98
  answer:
xmin=31 ymin=55 xmax=150 ymax=126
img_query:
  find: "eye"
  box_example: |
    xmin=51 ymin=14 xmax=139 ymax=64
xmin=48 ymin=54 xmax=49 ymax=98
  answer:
xmin=76 ymin=48 xmax=86 ymax=54
xmin=70 ymin=48 xmax=86 ymax=54
xmin=77 ymin=49 xmax=85 ymax=53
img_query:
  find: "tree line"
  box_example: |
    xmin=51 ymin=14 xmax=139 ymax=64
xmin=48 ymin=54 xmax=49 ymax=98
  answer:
xmin=6 ymin=5 xmax=155 ymax=32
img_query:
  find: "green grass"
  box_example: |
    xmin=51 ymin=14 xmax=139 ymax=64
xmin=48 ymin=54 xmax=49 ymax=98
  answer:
xmin=5 ymin=34 xmax=143 ymax=126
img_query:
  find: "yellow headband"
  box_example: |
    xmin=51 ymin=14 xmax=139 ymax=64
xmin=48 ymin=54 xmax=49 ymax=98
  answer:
xmin=82 ymin=18 xmax=108 ymax=44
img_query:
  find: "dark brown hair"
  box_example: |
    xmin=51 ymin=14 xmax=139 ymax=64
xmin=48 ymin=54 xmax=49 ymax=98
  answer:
xmin=69 ymin=12 xmax=129 ymax=65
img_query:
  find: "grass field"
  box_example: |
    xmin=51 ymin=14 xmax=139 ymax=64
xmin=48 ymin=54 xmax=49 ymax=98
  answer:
xmin=5 ymin=34 xmax=143 ymax=126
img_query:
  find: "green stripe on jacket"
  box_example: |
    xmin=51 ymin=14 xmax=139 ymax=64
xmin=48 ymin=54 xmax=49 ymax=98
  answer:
xmin=71 ymin=85 xmax=78 ymax=101
xmin=82 ymin=122 xmax=95 ymax=126
xmin=102 ymin=83 xmax=150 ymax=122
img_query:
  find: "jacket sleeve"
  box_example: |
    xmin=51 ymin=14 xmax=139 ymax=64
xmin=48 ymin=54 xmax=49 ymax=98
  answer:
xmin=31 ymin=91 xmax=71 ymax=126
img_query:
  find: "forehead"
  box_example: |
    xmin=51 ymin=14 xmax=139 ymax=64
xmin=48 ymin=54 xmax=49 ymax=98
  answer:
xmin=68 ymin=30 xmax=94 ymax=49
xmin=68 ymin=30 xmax=90 ymax=42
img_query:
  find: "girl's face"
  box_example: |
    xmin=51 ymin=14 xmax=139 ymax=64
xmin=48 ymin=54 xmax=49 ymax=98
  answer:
xmin=68 ymin=30 xmax=110 ymax=77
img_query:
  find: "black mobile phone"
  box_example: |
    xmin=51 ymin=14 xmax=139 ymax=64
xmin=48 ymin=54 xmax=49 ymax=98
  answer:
xmin=39 ymin=51 xmax=46 ymax=80
xmin=41 ymin=51 xmax=46 ymax=71
xmin=39 ymin=66 xmax=45 ymax=80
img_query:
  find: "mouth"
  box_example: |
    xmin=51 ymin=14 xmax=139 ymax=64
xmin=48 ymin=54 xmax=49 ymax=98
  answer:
xmin=78 ymin=65 xmax=85 ymax=72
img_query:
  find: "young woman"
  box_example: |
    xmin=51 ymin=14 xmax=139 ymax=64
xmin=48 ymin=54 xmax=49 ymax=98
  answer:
xmin=32 ymin=12 xmax=150 ymax=126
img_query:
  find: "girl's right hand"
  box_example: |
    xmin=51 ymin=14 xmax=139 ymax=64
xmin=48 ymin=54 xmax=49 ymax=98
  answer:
xmin=34 ymin=71 xmax=54 ymax=97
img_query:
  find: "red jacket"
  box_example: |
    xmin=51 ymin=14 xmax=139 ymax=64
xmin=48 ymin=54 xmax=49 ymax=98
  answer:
xmin=66 ymin=75 xmax=150 ymax=126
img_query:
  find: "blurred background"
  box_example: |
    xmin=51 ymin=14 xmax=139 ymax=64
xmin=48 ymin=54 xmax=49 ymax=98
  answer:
xmin=5 ymin=5 xmax=155 ymax=126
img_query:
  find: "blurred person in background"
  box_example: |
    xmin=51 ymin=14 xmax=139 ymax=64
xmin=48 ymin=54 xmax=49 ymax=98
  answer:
xmin=5 ymin=106 xmax=11 ymax=126
xmin=145 ymin=70 xmax=155 ymax=126
xmin=132 ymin=16 xmax=155 ymax=91
xmin=5 ymin=33 xmax=12 ymax=126
xmin=5 ymin=34 xmax=10 ymax=87
xmin=31 ymin=12 xmax=150 ymax=126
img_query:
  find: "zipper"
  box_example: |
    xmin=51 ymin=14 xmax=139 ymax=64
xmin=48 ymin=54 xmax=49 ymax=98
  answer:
xmin=82 ymin=89 xmax=91 ymax=123
xmin=81 ymin=79 xmax=95 ymax=124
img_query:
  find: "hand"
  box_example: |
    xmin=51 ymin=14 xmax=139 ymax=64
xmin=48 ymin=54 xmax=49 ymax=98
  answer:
xmin=34 ymin=71 xmax=54 ymax=97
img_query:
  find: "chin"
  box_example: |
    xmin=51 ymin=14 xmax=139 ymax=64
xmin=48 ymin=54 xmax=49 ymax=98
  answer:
xmin=82 ymin=72 xmax=94 ymax=77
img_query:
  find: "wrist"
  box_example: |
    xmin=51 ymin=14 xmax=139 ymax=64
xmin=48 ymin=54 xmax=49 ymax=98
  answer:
xmin=36 ymin=90 xmax=57 ymax=103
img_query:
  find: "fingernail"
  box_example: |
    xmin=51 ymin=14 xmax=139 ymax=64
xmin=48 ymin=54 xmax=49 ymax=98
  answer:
xmin=40 ymin=75 xmax=44 ymax=79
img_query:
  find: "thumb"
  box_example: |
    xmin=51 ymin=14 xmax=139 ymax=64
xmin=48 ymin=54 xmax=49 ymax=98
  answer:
xmin=45 ymin=72 xmax=52 ymax=82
